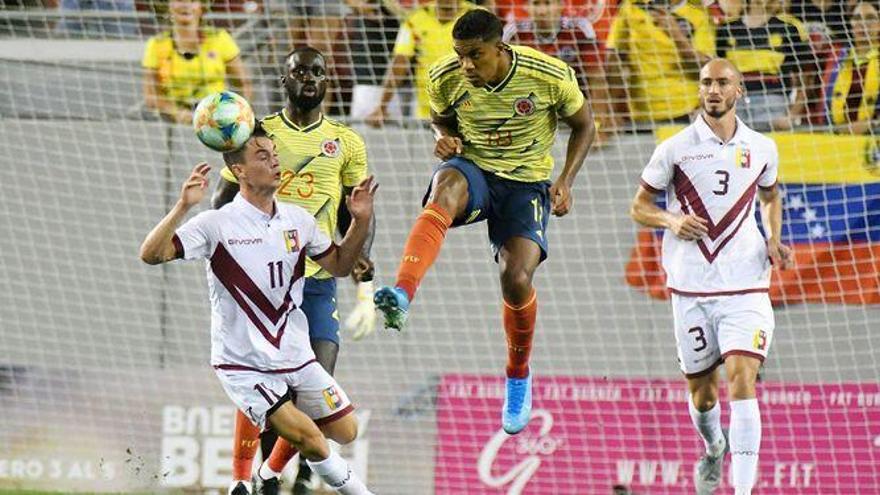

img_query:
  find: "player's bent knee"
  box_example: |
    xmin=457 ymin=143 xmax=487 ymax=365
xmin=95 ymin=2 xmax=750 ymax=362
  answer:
xmin=288 ymin=427 xmax=330 ymax=461
xmin=268 ymin=404 xmax=330 ymax=460
xmin=320 ymin=414 xmax=358 ymax=445
xmin=499 ymin=266 xmax=534 ymax=302
xmin=687 ymin=371 xmax=720 ymax=410
xmin=692 ymin=392 xmax=718 ymax=412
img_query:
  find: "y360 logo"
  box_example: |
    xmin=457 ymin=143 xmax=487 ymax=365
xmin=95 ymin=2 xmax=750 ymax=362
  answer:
xmin=477 ymin=409 xmax=563 ymax=495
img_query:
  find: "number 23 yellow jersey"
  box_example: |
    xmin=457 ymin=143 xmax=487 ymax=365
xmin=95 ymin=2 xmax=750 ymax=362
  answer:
xmin=221 ymin=110 xmax=368 ymax=279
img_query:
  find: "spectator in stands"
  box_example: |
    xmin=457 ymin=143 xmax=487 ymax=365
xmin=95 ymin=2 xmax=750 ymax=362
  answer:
xmin=716 ymin=0 xmax=811 ymax=131
xmin=790 ymin=0 xmax=850 ymax=40
xmin=142 ymin=0 xmax=253 ymax=125
xmin=503 ymin=0 xmax=619 ymax=143
xmin=366 ymin=0 xmax=476 ymax=126
xmin=605 ymin=0 xmax=716 ymax=125
xmin=348 ymin=0 xmax=403 ymax=121
xmin=777 ymin=0 xmax=829 ymax=125
xmin=827 ymin=1 xmax=880 ymax=134
xmin=56 ymin=0 xmax=137 ymax=38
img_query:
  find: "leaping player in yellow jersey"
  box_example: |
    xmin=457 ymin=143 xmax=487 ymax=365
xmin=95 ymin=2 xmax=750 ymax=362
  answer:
xmin=212 ymin=46 xmax=375 ymax=495
xmin=374 ymin=9 xmax=596 ymax=435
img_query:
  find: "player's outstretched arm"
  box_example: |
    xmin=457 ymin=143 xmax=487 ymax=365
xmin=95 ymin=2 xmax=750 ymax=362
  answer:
xmin=629 ymin=185 xmax=708 ymax=241
xmin=758 ymin=186 xmax=793 ymax=269
xmin=551 ymin=102 xmax=596 ymax=216
xmin=211 ymin=174 xmax=239 ymax=210
xmin=140 ymin=163 xmax=211 ymax=265
xmin=314 ymin=176 xmax=378 ymax=277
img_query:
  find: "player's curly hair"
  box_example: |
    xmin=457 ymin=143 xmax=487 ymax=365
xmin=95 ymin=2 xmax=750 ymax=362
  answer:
xmin=222 ymin=122 xmax=267 ymax=169
xmin=452 ymin=9 xmax=503 ymax=42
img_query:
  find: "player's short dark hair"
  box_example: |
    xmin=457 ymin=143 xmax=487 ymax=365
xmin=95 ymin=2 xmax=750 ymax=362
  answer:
xmin=452 ymin=9 xmax=504 ymax=42
xmin=222 ymin=122 xmax=267 ymax=169
xmin=285 ymin=45 xmax=325 ymax=65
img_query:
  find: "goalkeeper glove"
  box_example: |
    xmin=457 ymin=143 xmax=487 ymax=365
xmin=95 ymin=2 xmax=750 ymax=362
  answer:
xmin=344 ymin=280 xmax=376 ymax=340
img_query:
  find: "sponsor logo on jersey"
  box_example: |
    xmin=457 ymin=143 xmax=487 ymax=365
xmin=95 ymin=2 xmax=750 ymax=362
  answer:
xmin=736 ymin=145 xmax=751 ymax=168
xmin=228 ymin=238 xmax=263 ymax=246
xmin=321 ymin=139 xmax=341 ymax=158
xmin=323 ymin=386 xmax=343 ymax=410
xmin=283 ymin=229 xmax=300 ymax=253
xmin=753 ymin=329 xmax=768 ymax=351
xmin=514 ymin=97 xmax=536 ymax=116
xmin=677 ymin=152 xmax=715 ymax=164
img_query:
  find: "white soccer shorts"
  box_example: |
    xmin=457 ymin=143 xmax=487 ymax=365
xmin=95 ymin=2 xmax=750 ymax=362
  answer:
xmin=671 ymin=292 xmax=775 ymax=378
xmin=214 ymin=360 xmax=354 ymax=430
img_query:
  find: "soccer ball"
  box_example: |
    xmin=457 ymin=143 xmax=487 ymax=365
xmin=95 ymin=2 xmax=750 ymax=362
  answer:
xmin=192 ymin=91 xmax=255 ymax=152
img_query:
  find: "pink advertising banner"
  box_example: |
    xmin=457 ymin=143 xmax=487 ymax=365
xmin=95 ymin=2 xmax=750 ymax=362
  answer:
xmin=434 ymin=375 xmax=880 ymax=494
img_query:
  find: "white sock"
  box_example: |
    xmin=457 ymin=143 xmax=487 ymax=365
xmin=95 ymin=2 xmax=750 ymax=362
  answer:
xmin=688 ymin=396 xmax=725 ymax=457
xmin=307 ymin=451 xmax=373 ymax=495
xmin=730 ymin=399 xmax=761 ymax=493
xmin=228 ymin=480 xmax=252 ymax=494
xmin=258 ymin=460 xmax=281 ymax=481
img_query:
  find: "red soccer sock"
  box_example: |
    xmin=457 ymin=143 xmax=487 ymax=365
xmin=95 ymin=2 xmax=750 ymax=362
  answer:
xmin=504 ymin=289 xmax=538 ymax=379
xmin=395 ymin=203 xmax=453 ymax=300
xmin=267 ymin=437 xmax=299 ymax=474
xmin=232 ymin=410 xmax=261 ymax=481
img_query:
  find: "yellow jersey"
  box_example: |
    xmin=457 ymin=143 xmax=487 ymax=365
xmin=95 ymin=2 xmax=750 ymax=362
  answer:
xmin=392 ymin=1 xmax=477 ymax=119
xmin=221 ymin=111 xmax=368 ymax=279
xmin=606 ymin=1 xmax=715 ymax=121
xmin=142 ymin=28 xmax=240 ymax=108
xmin=426 ymin=45 xmax=585 ymax=182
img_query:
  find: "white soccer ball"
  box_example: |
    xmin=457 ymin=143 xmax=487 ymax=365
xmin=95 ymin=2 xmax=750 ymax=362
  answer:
xmin=192 ymin=91 xmax=255 ymax=152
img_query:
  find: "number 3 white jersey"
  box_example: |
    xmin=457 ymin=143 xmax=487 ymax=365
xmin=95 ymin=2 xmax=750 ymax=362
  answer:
xmin=172 ymin=194 xmax=335 ymax=371
xmin=640 ymin=116 xmax=779 ymax=296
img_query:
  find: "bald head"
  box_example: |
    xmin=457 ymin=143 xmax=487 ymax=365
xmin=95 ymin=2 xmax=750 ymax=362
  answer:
xmin=698 ymin=58 xmax=743 ymax=119
xmin=700 ymin=58 xmax=743 ymax=87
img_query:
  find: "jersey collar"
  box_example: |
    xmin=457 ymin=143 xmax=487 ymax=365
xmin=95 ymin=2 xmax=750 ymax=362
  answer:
xmin=694 ymin=114 xmax=749 ymax=145
xmin=484 ymin=48 xmax=518 ymax=93
xmin=233 ymin=193 xmax=280 ymax=224
xmin=281 ymin=108 xmax=324 ymax=133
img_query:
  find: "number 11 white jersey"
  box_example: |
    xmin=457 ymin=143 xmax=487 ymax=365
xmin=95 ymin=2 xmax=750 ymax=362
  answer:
xmin=640 ymin=116 xmax=779 ymax=296
xmin=173 ymin=194 xmax=335 ymax=371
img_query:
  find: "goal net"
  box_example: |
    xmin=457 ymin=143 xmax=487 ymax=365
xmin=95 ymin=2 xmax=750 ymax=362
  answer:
xmin=0 ymin=1 xmax=877 ymax=493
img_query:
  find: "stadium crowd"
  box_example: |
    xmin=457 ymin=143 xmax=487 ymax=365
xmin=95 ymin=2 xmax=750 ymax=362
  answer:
xmin=7 ymin=0 xmax=877 ymax=136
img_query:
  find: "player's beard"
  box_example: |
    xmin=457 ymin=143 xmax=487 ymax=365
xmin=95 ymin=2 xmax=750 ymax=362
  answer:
xmin=290 ymin=87 xmax=325 ymax=112
xmin=702 ymin=97 xmax=736 ymax=119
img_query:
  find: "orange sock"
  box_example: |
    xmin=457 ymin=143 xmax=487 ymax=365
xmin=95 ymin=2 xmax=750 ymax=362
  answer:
xmin=395 ymin=203 xmax=453 ymax=300
xmin=232 ymin=410 xmax=261 ymax=481
xmin=267 ymin=437 xmax=298 ymax=473
xmin=504 ymin=289 xmax=538 ymax=379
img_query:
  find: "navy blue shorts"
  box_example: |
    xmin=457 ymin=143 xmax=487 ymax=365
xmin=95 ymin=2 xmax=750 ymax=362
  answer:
xmin=423 ymin=157 xmax=551 ymax=261
xmin=301 ymin=277 xmax=339 ymax=345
